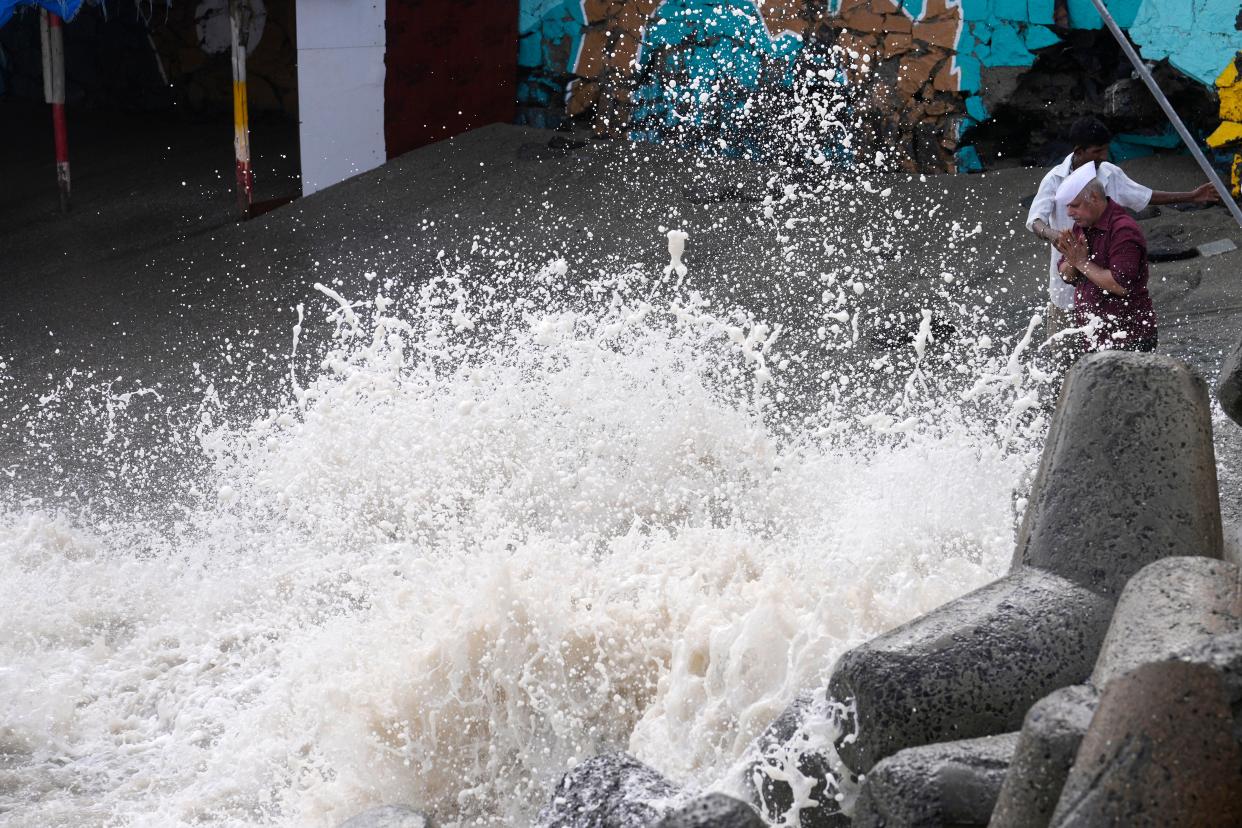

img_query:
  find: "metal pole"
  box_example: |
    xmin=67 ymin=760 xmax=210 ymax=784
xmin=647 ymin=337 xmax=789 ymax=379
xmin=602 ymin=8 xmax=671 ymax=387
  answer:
xmin=41 ymin=9 xmax=70 ymax=212
xmin=229 ymin=0 xmax=254 ymax=218
xmin=1089 ymin=0 xmax=1242 ymax=229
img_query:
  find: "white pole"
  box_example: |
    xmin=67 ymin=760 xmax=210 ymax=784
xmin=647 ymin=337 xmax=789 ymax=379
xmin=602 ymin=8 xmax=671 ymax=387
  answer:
xmin=229 ymin=0 xmax=253 ymax=218
xmin=1088 ymin=0 xmax=1242 ymax=229
xmin=41 ymin=9 xmax=70 ymax=212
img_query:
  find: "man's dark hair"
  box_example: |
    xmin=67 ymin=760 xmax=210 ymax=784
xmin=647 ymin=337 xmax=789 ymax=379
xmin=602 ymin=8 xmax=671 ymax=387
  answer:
xmin=1069 ymin=117 xmax=1112 ymax=149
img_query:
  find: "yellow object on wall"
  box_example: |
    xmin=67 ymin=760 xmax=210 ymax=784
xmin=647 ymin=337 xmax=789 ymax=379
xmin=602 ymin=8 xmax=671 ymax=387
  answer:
xmin=1220 ymin=65 xmax=1242 ymax=122
xmin=1213 ymin=54 xmax=1242 ymax=197
xmin=1207 ymin=121 xmax=1242 ymax=148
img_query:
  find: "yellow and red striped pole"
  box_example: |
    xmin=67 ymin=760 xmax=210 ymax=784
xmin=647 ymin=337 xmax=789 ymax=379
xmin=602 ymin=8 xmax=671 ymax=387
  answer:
xmin=40 ymin=8 xmax=70 ymax=212
xmin=229 ymin=0 xmax=253 ymax=218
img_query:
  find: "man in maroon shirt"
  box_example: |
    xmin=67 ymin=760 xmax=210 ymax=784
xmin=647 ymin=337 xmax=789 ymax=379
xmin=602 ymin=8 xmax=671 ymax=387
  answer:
xmin=1055 ymin=177 xmax=1157 ymax=352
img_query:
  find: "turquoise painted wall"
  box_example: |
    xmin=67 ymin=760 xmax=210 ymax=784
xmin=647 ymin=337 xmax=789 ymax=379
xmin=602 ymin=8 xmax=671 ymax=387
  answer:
xmin=1130 ymin=0 xmax=1242 ymax=87
xmin=628 ymin=0 xmax=802 ymax=150
xmin=517 ymin=0 xmax=585 ymax=116
xmin=516 ymin=0 xmax=1241 ymax=165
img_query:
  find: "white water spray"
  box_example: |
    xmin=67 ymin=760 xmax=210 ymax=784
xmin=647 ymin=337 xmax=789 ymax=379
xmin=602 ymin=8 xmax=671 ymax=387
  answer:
xmin=0 ymin=251 xmax=1049 ymax=826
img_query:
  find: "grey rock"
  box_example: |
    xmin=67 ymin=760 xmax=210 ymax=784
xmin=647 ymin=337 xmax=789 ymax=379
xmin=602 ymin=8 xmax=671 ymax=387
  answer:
xmin=829 ymin=567 xmax=1115 ymax=774
xmin=1173 ymin=629 xmax=1242 ymax=744
xmin=339 ymin=805 xmax=432 ymax=828
xmin=1050 ymin=661 xmax=1242 ymax=826
xmin=1219 ymin=335 xmax=1242 ymax=427
xmin=1091 ymin=556 xmax=1242 ymax=687
xmin=994 ymin=563 xmax=1241 ymax=828
xmin=1196 ymin=237 xmax=1237 ymax=257
xmin=537 ymin=752 xmax=678 ymax=828
xmin=745 ymin=689 xmax=852 ymax=827
xmin=851 ymin=732 xmax=1018 ymax=827
xmin=653 ymin=793 xmax=765 ymax=828
xmin=1173 ymin=628 xmax=1242 ymax=687
xmin=989 ymin=685 xmax=1099 ymax=828
xmin=1014 ymin=352 xmax=1223 ymax=598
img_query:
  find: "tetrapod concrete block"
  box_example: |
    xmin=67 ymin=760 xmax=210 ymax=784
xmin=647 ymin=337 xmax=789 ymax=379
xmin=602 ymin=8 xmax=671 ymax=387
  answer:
xmin=989 ymin=685 xmax=1098 ymax=828
xmin=1219 ymin=335 xmax=1242 ymax=427
xmin=745 ymin=689 xmax=851 ymax=828
xmin=536 ymin=752 xmax=677 ymax=827
xmin=1091 ymin=556 xmax=1242 ymax=687
xmin=652 ymin=793 xmax=765 ymax=827
xmin=1050 ymin=660 xmax=1242 ymax=826
xmin=1015 ymin=352 xmax=1223 ymax=597
xmin=1173 ymin=629 xmax=1242 ymax=743
xmin=828 ymin=567 xmax=1114 ymax=774
xmin=851 ymin=732 xmax=1018 ymax=827
xmin=993 ymin=560 xmax=1241 ymax=828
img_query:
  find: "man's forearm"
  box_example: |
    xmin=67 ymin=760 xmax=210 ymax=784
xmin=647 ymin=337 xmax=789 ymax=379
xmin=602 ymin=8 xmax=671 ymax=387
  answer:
xmin=1149 ymin=191 xmax=1186 ymax=205
xmin=1149 ymin=189 xmax=1200 ymax=205
xmin=1032 ymin=218 xmax=1058 ymax=243
xmin=1078 ymin=260 xmax=1127 ymax=295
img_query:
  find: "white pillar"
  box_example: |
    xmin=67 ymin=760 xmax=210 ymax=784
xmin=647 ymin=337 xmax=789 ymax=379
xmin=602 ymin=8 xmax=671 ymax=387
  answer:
xmin=295 ymin=0 xmax=386 ymax=196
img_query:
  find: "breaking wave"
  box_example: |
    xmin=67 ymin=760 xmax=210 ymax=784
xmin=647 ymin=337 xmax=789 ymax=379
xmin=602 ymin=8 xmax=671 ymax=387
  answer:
xmin=1 ymin=247 xmax=1052 ymax=826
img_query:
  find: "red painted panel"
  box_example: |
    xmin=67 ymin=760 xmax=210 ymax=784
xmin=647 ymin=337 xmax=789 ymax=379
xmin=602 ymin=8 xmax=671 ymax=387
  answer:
xmin=384 ymin=0 xmax=517 ymax=159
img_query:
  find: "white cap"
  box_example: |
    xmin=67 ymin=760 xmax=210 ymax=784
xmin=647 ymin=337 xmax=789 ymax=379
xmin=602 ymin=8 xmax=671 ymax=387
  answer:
xmin=1055 ymin=161 xmax=1098 ymax=207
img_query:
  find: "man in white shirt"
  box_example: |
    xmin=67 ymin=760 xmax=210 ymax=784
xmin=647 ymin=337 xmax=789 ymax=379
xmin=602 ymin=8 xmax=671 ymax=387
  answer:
xmin=1025 ymin=117 xmax=1219 ymax=366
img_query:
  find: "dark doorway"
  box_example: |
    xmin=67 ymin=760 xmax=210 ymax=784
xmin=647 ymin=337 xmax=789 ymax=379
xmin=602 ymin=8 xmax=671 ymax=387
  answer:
xmin=384 ymin=0 xmax=517 ymax=158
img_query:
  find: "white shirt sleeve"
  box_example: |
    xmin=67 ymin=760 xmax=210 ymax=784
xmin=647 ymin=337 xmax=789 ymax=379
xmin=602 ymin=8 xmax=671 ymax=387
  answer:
xmin=1026 ymin=169 xmax=1061 ymax=233
xmin=1101 ymin=163 xmax=1153 ymax=211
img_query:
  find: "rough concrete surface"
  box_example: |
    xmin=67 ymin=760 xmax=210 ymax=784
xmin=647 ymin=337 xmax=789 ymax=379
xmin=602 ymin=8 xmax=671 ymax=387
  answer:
xmin=1050 ymin=660 xmax=1242 ymax=827
xmin=1219 ymin=334 xmax=1242 ymax=427
xmin=828 ymin=567 xmax=1114 ymax=774
xmin=536 ymin=752 xmax=678 ymax=828
xmin=989 ymin=685 xmax=1099 ymax=828
xmin=1091 ymin=556 xmax=1242 ymax=687
xmin=1173 ymin=629 xmax=1242 ymax=744
xmin=1014 ymin=352 xmax=1224 ymax=597
xmin=745 ymin=689 xmax=849 ymax=828
xmin=651 ymin=793 xmax=765 ymax=828
xmin=851 ymin=732 xmax=1018 ymax=828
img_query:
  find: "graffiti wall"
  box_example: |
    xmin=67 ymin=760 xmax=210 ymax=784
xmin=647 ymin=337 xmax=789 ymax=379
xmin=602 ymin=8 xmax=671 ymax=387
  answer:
xmin=1208 ymin=49 xmax=1242 ymax=197
xmin=518 ymin=0 xmax=1242 ymax=173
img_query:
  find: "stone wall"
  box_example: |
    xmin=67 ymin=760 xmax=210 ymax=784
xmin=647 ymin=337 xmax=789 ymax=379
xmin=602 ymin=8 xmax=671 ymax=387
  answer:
xmin=518 ymin=0 xmax=1242 ymax=173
